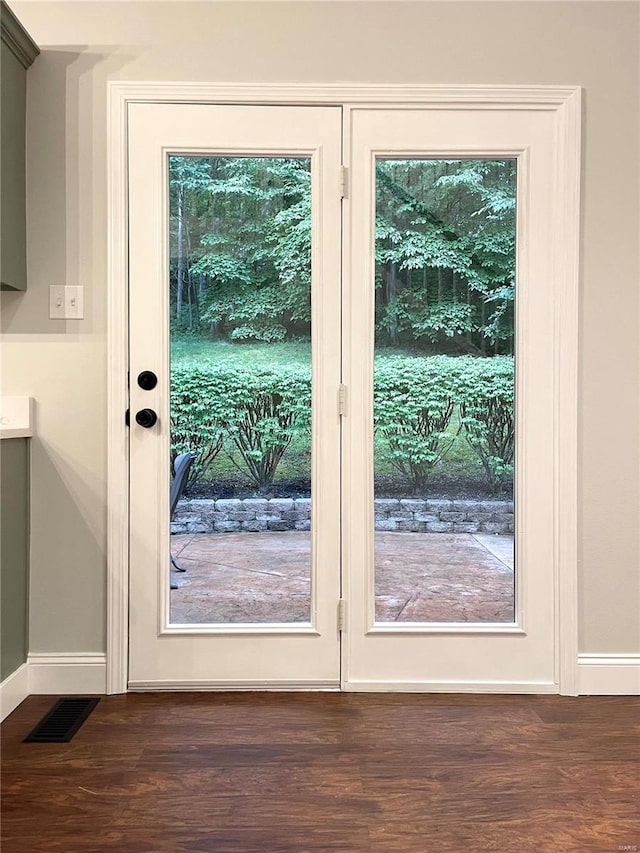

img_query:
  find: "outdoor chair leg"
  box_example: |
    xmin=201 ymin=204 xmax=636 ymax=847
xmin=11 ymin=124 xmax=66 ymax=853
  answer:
xmin=171 ymin=553 xmax=187 ymax=572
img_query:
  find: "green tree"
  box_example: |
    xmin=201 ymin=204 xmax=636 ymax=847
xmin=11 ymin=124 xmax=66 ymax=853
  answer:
xmin=169 ymin=156 xmax=312 ymax=342
xmin=168 ymin=156 xmax=517 ymax=356
xmin=169 ymin=157 xmax=217 ymax=331
xmin=375 ymin=159 xmax=516 ymax=354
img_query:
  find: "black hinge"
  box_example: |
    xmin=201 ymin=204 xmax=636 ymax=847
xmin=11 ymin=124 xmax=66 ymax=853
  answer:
xmin=125 ymin=408 xmax=130 ymax=427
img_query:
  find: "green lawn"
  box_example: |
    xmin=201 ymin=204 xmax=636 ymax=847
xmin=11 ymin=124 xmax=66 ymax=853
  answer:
xmin=170 ymin=338 xmax=429 ymax=369
xmin=171 ymin=338 xmax=312 ymax=369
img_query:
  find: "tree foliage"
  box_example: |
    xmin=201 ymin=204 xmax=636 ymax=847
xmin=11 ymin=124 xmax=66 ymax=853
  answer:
xmin=168 ymin=156 xmax=518 ymax=495
xmin=169 ymin=156 xmax=516 ymax=355
xmin=375 ymin=160 xmax=516 ymax=354
xmin=169 ymin=157 xmax=311 ymax=342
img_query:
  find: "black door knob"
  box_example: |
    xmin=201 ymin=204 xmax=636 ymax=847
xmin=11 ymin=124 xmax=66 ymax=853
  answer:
xmin=135 ymin=408 xmax=158 ymax=428
xmin=137 ymin=370 xmax=158 ymax=391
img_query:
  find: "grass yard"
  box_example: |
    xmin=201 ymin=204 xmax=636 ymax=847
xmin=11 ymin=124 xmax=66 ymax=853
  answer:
xmin=171 ymin=338 xmax=312 ymax=369
xmin=171 ymin=338 xmax=435 ymax=369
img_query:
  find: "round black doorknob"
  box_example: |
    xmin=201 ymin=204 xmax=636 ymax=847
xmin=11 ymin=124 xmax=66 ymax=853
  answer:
xmin=137 ymin=370 xmax=158 ymax=391
xmin=135 ymin=408 xmax=158 ymax=428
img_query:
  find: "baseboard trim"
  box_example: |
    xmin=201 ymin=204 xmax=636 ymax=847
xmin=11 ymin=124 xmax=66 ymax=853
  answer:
xmin=3 ymin=654 xmax=637 ymax=715
xmin=0 ymin=663 xmax=30 ymax=721
xmin=1 ymin=655 xmax=107 ymax=722
xmin=28 ymin=654 xmax=107 ymax=695
xmin=578 ymin=654 xmax=640 ymax=695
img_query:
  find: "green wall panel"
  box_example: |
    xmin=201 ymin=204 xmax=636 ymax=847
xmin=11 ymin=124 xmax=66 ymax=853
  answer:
xmin=1 ymin=438 xmax=29 ymax=681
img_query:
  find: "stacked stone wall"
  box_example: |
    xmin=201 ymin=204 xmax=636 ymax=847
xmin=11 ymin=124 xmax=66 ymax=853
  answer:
xmin=173 ymin=498 xmax=514 ymax=535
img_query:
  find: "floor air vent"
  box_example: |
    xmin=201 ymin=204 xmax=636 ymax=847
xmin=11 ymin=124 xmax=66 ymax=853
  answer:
xmin=23 ymin=698 xmax=100 ymax=743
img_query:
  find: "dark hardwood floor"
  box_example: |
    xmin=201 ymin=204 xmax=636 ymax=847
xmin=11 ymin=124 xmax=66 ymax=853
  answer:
xmin=1 ymin=692 xmax=638 ymax=852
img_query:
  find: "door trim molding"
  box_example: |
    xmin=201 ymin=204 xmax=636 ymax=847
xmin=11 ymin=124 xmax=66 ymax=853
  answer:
xmin=108 ymin=82 xmax=579 ymax=108
xmin=553 ymin=86 xmax=582 ymax=696
xmin=107 ymin=82 xmax=581 ymax=695
xmin=107 ymin=83 xmax=130 ymax=695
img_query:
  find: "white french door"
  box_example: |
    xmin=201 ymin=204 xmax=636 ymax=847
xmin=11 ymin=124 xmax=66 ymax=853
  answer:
xmin=128 ymin=104 xmax=342 ymax=687
xmin=342 ymin=107 xmax=558 ymax=691
xmin=127 ymin=98 xmax=569 ymax=692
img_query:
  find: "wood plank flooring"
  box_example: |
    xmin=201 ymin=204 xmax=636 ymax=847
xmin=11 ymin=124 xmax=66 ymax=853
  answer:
xmin=2 ymin=693 xmax=638 ymax=852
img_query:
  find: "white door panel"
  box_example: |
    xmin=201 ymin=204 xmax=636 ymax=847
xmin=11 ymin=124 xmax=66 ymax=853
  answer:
xmin=128 ymin=104 xmax=342 ymax=687
xmin=342 ymin=107 xmax=558 ymax=691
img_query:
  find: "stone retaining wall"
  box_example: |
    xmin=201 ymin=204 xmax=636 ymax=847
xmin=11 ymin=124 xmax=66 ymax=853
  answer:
xmin=173 ymin=498 xmax=514 ymax=535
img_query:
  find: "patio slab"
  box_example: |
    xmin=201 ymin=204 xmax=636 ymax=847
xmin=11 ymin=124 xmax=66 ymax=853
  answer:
xmin=170 ymin=531 xmax=514 ymax=624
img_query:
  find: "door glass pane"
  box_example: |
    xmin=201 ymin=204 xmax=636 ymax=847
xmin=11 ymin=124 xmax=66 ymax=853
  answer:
xmin=374 ymin=159 xmax=516 ymax=623
xmin=168 ymin=156 xmax=312 ymax=624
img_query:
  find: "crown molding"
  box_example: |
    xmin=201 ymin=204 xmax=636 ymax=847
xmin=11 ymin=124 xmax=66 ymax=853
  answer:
xmin=1 ymin=1 xmax=39 ymax=68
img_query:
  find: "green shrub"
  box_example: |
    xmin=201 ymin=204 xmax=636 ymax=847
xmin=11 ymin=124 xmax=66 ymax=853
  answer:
xmin=171 ymin=352 xmax=515 ymax=495
xmin=229 ymin=323 xmax=288 ymax=343
xmin=458 ymin=356 xmax=514 ymax=490
xmin=374 ymin=356 xmax=463 ymax=493
xmin=171 ymin=362 xmax=311 ymax=493
xmin=170 ymin=365 xmax=226 ymax=485
xmin=217 ymin=364 xmax=311 ymax=492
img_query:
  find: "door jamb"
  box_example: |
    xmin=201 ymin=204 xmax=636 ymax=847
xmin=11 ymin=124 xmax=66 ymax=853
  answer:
xmin=107 ymin=82 xmax=581 ymax=695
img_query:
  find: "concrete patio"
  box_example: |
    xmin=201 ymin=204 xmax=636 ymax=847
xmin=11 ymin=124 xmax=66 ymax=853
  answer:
xmin=170 ymin=531 xmax=514 ymax=624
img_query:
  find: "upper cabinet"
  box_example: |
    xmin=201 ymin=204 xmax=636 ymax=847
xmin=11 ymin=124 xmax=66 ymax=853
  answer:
xmin=1 ymin=1 xmax=38 ymax=292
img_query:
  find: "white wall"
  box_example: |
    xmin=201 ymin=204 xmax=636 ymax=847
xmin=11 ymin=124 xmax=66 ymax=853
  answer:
xmin=1 ymin=1 xmax=638 ymax=656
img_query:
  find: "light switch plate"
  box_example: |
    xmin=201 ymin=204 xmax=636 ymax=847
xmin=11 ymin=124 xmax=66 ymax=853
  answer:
xmin=49 ymin=285 xmax=66 ymax=319
xmin=65 ymin=285 xmax=84 ymax=319
xmin=49 ymin=285 xmax=84 ymax=319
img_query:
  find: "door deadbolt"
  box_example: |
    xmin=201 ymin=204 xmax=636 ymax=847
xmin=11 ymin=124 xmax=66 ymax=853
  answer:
xmin=137 ymin=370 xmax=158 ymax=391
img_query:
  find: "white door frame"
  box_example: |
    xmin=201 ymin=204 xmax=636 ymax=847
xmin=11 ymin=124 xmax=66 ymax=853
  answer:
xmin=107 ymin=82 xmax=581 ymax=696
